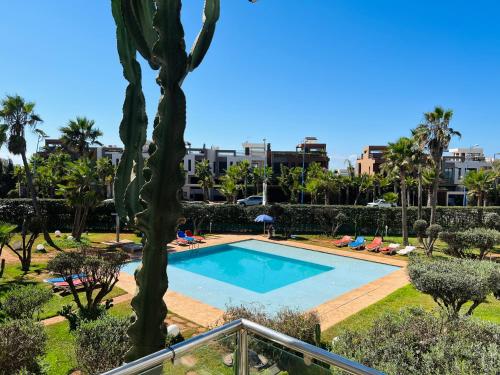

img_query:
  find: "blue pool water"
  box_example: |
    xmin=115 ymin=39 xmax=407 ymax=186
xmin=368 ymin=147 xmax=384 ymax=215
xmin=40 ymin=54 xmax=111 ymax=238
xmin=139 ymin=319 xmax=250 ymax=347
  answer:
xmin=122 ymin=240 xmax=399 ymax=313
xmin=170 ymin=246 xmax=333 ymax=293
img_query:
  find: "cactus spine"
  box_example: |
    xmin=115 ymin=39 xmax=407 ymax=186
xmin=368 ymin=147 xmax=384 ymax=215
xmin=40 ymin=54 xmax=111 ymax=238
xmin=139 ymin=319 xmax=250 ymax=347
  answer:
xmin=114 ymin=0 xmax=220 ymax=360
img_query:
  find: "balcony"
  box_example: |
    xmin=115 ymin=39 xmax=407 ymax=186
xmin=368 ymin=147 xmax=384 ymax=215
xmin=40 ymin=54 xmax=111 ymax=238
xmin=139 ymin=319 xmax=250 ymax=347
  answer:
xmin=103 ymin=319 xmax=381 ymax=375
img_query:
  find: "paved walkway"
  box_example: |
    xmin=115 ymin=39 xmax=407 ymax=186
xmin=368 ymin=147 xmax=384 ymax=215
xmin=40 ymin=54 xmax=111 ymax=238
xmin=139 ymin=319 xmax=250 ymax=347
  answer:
xmin=117 ymin=234 xmax=409 ymax=330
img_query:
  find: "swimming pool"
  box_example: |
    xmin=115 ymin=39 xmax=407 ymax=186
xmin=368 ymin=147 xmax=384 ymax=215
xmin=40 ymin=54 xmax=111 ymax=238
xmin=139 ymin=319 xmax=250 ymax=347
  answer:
xmin=122 ymin=239 xmax=400 ymax=313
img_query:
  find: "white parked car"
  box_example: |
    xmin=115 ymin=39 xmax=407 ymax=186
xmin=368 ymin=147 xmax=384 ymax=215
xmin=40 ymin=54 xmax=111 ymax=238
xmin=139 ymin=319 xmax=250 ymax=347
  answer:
xmin=366 ymin=199 xmax=395 ymax=208
xmin=237 ymin=196 xmax=263 ymax=207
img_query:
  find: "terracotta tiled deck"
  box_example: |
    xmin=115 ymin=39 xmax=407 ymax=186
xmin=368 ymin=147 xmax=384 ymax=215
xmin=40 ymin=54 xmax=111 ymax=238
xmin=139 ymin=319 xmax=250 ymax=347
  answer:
xmin=118 ymin=234 xmax=409 ymax=330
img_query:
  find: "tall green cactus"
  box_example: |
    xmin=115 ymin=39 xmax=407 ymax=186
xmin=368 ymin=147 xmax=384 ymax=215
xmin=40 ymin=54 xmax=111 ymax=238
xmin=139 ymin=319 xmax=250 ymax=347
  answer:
xmin=111 ymin=0 xmax=148 ymax=221
xmin=113 ymin=0 xmax=221 ymax=361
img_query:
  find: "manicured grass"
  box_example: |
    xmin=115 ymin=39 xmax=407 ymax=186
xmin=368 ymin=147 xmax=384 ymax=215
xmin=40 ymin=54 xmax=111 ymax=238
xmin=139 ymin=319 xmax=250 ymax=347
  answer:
xmin=44 ymin=321 xmax=77 ymax=375
xmin=321 ymin=284 xmax=500 ymax=343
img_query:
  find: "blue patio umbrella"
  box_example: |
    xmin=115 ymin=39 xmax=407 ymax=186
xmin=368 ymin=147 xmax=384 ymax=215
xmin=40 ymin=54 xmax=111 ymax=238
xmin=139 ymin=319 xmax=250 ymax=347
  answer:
xmin=254 ymin=214 xmax=274 ymax=223
xmin=255 ymin=214 xmax=274 ymax=234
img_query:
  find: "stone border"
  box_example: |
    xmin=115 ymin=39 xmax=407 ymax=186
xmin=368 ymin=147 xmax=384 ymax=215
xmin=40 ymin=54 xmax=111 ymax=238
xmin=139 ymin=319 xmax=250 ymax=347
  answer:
xmin=118 ymin=234 xmax=409 ymax=330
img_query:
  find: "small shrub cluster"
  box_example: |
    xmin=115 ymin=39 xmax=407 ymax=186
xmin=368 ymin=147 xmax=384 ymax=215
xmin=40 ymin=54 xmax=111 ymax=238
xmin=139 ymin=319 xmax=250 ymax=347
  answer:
xmin=75 ymin=315 xmax=131 ymax=375
xmin=408 ymin=257 xmax=499 ymax=318
xmin=331 ymin=307 xmax=500 ymax=375
xmin=221 ymin=305 xmax=320 ymax=345
xmin=0 ymin=319 xmax=47 ymax=375
xmin=0 ymin=285 xmax=52 ymax=320
xmin=439 ymin=227 xmax=500 ymax=259
xmin=0 ymin=284 xmax=52 ymax=374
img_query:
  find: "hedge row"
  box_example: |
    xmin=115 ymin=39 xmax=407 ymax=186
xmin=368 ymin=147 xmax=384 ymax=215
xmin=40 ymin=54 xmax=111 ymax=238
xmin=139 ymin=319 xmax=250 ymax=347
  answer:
xmin=1 ymin=199 xmax=499 ymax=235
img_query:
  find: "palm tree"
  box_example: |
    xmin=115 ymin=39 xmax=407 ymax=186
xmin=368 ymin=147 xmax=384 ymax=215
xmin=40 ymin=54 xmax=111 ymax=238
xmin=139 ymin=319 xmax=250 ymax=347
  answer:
xmin=413 ymin=107 xmax=461 ymax=223
xmin=252 ymin=166 xmax=272 ymax=194
xmin=60 ymin=117 xmax=103 ymax=157
xmin=219 ymin=174 xmax=238 ymax=203
xmin=410 ymin=129 xmax=431 ymax=219
xmin=0 ymin=124 xmax=7 ymax=149
xmin=0 ymin=94 xmax=61 ymax=257
xmin=235 ymin=160 xmax=251 ymax=198
xmin=382 ymin=137 xmax=414 ymax=245
xmin=353 ymin=174 xmax=373 ymax=205
xmin=463 ymin=169 xmax=496 ymax=206
xmin=194 ymin=159 xmax=214 ymax=202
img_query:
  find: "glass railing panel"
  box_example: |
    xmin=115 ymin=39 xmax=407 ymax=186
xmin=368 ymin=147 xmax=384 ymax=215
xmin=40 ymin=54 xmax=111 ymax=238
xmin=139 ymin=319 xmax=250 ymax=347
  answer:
xmin=247 ymin=335 xmax=350 ymax=375
xmin=150 ymin=332 xmax=238 ymax=375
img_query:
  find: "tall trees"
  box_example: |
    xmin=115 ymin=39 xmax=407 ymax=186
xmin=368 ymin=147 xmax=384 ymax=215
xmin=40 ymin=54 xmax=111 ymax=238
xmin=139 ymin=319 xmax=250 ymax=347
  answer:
xmin=194 ymin=159 xmax=213 ymax=201
xmin=60 ymin=117 xmax=103 ymax=157
xmin=278 ymin=165 xmax=303 ymax=203
xmin=463 ymin=169 xmax=496 ymax=206
xmin=0 ymin=94 xmax=60 ymax=252
xmin=382 ymin=137 xmax=415 ymax=245
xmin=413 ymin=107 xmax=460 ymax=223
xmin=57 ymin=159 xmax=101 ymax=240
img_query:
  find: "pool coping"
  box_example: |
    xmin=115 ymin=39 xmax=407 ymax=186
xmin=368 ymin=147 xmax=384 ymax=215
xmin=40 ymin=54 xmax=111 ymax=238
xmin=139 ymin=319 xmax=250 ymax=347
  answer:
xmin=117 ymin=234 xmax=409 ymax=330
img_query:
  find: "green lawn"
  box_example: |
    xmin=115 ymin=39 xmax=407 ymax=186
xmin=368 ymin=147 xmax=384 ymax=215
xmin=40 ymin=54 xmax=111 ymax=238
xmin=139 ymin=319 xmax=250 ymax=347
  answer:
xmin=321 ymin=284 xmax=500 ymax=343
xmin=0 ymin=262 xmax=127 ymax=320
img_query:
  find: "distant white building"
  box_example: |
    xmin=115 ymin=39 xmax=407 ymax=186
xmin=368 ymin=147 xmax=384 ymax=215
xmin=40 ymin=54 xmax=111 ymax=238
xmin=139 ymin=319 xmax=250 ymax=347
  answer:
xmin=182 ymin=141 xmax=267 ymax=200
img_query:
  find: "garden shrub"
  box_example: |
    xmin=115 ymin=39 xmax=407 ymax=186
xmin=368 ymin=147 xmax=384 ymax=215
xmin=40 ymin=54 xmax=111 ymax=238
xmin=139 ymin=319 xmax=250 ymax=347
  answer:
xmin=0 ymin=284 xmax=52 ymax=320
xmin=330 ymin=307 xmax=500 ymax=375
xmin=408 ymin=257 xmax=499 ymax=318
xmin=47 ymin=249 xmax=128 ymax=327
xmin=75 ymin=314 xmax=131 ymax=375
xmin=2 ymin=199 xmax=500 ymax=234
xmin=0 ymin=319 xmax=47 ymax=375
xmin=461 ymin=227 xmax=500 ymax=260
xmin=222 ymin=305 xmax=320 ymax=345
xmin=438 ymin=231 xmax=469 ymax=258
xmin=484 ymin=212 xmax=500 ymax=230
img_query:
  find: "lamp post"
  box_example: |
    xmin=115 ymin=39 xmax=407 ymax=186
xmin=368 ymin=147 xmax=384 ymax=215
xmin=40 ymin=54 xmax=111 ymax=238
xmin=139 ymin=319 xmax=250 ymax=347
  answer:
xmin=300 ymin=137 xmax=317 ymax=204
xmin=263 ymin=138 xmax=267 ymax=206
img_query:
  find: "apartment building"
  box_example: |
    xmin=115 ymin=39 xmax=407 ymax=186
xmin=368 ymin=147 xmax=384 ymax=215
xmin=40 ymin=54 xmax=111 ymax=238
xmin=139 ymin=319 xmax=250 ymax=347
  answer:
xmin=182 ymin=142 xmax=267 ymax=200
xmin=270 ymin=138 xmax=329 ymax=175
xmin=441 ymin=147 xmax=493 ymax=206
xmin=356 ymin=145 xmax=387 ymax=175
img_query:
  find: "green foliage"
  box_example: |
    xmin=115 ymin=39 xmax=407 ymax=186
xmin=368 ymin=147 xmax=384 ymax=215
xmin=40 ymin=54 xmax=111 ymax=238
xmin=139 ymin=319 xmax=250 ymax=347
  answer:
xmin=0 ymin=319 xmax=47 ymax=375
xmin=331 ymin=307 xmax=500 ymax=375
xmin=57 ymin=158 xmax=102 ymax=240
xmin=59 ymin=117 xmax=103 ymax=157
xmin=222 ymin=305 xmax=320 ymax=345
xmin=75 ymin=315 xmax=131 ymax=375
xmin=408 ymin=257 xmax=499 ymax=318
xmin=460 ymin=227 xmax=500 ymax=260
xmin=464 ymin=169 xmax=496 ymax=207
xmin=194 ymin=159 xmax=214 ymax=201
xmin=47 ymin=250 xmax=128 ymax=325
xmin=484 ymin=212 xmax=500 ymax=230
xmin=1 ymin=285 xmax=52 ymax=320
xmin=383 ymin=192 xmax=398 ymax=204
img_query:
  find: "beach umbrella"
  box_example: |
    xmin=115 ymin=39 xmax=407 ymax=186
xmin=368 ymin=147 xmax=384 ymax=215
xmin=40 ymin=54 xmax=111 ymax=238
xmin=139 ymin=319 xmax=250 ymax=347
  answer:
xmin=255 ymin=215 xmax=273 ymax=234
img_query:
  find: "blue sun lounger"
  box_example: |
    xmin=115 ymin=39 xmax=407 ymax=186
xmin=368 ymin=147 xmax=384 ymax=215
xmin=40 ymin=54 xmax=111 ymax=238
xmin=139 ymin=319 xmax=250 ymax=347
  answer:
xmin=44 ymin=273 xmax=85 ymax=283
xmin=177 ymin=230 xmax=196 ymax=243
xmin=348 ymin=236 xmax=365 ymax=250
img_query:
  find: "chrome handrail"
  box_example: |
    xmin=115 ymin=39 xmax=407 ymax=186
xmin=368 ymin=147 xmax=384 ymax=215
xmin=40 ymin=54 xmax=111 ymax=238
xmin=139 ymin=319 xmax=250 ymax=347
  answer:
xmin=102 ymin=319 xmax=384 ymax=375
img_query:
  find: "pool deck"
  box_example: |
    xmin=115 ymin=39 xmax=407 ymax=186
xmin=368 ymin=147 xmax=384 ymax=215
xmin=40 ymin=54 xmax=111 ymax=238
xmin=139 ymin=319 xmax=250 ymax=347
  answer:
xmin=117 ymin=234 xmax=409 ymax=330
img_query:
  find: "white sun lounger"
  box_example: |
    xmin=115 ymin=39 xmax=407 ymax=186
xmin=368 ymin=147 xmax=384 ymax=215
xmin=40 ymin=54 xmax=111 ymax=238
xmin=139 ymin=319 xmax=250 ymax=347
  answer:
xmin=397 ymin=246 xmax=416 ymax=255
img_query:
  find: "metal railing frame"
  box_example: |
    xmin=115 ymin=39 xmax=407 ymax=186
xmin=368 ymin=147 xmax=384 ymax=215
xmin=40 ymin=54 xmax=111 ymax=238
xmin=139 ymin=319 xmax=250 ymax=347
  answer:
xmin=103 ymin=319 xmax=383 ymax=375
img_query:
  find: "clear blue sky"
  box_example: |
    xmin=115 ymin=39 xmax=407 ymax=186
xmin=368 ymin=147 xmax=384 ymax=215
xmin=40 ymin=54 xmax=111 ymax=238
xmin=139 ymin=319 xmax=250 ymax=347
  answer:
xmin=1 ymin=0 xmax=499 ymax=168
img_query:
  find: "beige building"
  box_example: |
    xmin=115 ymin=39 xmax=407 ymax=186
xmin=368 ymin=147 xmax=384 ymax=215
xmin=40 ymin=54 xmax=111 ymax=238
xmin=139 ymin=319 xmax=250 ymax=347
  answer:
xmin=356 ymin=145 xmax=387 ymax=175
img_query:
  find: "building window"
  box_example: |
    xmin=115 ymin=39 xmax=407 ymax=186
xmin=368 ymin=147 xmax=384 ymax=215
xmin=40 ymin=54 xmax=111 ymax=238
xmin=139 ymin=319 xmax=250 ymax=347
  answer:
xmin=188 ymin=159 xmax=192 ymax=172
xmin=457 ymin=168 xmax=462 ymax=180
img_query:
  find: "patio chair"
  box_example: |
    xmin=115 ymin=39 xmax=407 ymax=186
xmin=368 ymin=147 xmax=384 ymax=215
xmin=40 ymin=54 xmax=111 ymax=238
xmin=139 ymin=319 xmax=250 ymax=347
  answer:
xmin=397 ymin=246 xmax=416 ymax=255
xmin=380 ymin=243 xmax=400 ymax=255
xmin=348 ymin=236 xmax=365 ymax=250
xmin=175 ymin=238 xmax=191 ymax=246
xmin=185 ymin=230 xmax=205 ymax=242
xmin=177 ymin=230 xmax=196 ymax=243
xmin=333 ymin=235 xmax=352 ymax=247
xmin=366 ymin=237 xmax=383 ymax=252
